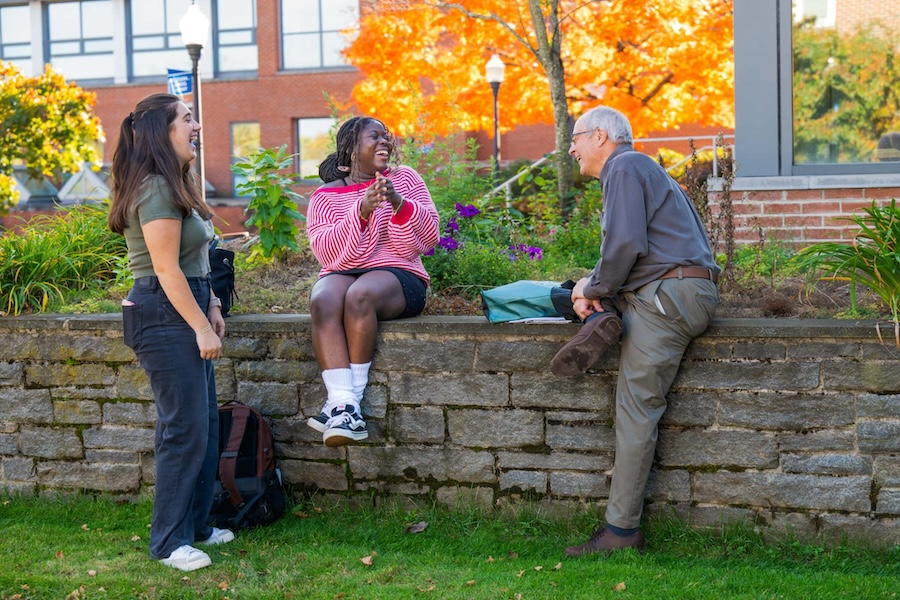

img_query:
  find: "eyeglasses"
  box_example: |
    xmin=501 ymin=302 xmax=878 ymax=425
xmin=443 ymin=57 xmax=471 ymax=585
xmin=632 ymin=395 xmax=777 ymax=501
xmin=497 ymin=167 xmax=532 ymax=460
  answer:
xmin=571 ymin=128 xmax=596 ymax=139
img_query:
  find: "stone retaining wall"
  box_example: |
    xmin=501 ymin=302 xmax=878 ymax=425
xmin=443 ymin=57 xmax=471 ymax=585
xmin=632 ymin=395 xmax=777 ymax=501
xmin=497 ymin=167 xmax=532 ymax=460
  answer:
xmin=1 ymin=315 xmax=899 ymax=544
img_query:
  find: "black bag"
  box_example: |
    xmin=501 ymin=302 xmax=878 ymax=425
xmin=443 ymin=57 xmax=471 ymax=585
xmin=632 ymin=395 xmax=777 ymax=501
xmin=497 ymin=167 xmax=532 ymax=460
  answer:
xmin=209 ymin=238 xmax=237 ymax=317
xmin=209 ymin=401 xmax=286 ymax=531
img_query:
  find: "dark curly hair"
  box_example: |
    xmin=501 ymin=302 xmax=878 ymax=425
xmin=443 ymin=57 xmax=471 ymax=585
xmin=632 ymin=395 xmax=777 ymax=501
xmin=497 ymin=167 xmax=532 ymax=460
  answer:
xmin=318 ymin=116 xmax=391 ymax=182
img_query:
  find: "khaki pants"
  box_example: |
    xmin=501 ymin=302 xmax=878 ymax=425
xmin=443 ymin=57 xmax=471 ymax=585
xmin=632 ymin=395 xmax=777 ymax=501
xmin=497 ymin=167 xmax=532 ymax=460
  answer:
xmin=605 ymin=276 xmax=719 ymax=529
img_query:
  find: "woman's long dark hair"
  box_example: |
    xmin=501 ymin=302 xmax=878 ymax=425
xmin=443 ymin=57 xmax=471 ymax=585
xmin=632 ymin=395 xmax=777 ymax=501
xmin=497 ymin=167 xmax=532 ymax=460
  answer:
xmin=108 ymin=93 xmax=212 ymax=234
xmin=318 ymin=116 xmax=390 ymax=183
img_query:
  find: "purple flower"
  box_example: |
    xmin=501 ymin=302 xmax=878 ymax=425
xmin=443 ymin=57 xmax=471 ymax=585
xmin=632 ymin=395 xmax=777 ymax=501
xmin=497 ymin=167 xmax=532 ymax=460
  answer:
xmin=438 ymin=235 xmax=459 ymax=252
xmin=445 ymin=216 xmax=459 ymax=233
xmin=508 ymin=244 xmax=543 ymax=260
xmin=424 ymin=248 xmax=435 ymax=256
xmin=455 ymin=202 xmax=480 ymax=218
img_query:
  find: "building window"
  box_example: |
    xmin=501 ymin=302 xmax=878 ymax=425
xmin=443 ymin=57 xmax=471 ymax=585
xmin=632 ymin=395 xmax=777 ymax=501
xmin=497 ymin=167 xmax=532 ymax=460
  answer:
xmin=128 ymin=0 xmax=194 ymax=78
xmin=0 ymin=4 xmax=32 ymax=76
xmin=295 ymin=117 xmax=334 ymax=179
xmin=280 ymin=0 xmax=358 ymax=70
xmin=231 ymin=122 xmax=261 ymax=195
xmin=791 ymin=0 xmax=900 ymax=166
xmin=214 ymin=0 xmax=257 ymax=73
xmin=46 ymin=0 xmax=115 ymax=82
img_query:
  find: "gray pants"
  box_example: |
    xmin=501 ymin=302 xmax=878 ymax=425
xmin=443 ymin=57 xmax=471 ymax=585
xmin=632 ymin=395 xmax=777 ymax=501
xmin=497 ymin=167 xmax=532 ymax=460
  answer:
xmin=605 ymin=277 xmax=719 ymax=529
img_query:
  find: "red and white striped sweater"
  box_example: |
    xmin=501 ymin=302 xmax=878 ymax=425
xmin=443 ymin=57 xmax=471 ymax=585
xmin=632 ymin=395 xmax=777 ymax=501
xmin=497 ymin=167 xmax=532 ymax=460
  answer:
xmin=307 ymin=166 xmax=440 ymax=285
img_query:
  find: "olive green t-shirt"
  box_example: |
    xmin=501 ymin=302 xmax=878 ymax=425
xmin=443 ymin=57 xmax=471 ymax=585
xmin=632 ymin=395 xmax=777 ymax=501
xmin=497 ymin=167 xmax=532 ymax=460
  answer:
xmin=124 ymin=175 xmax=213 ymax=279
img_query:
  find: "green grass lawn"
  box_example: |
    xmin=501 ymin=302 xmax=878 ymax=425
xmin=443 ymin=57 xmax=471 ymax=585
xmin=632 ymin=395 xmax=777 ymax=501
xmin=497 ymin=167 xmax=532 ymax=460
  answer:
xmin=1 ymin=494 xmax=897 ymax=599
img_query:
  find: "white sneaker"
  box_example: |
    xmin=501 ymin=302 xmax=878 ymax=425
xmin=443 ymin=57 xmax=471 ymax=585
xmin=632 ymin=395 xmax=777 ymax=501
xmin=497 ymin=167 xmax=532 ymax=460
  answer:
xmin=159 ymin=545 xmax=212 ymax=571
xmin=199 ymin=527 xmax=235 ymax=545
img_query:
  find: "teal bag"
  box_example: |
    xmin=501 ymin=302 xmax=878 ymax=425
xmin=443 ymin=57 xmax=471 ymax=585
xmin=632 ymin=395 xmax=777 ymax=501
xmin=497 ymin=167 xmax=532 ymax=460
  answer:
xmin=480 ymin=280 xmax=578 ymax=324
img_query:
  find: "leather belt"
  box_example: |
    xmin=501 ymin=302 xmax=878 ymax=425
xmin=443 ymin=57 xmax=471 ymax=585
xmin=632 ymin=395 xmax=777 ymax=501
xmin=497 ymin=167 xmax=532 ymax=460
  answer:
xmin=658 ymin=266 xmax=719 ymax=284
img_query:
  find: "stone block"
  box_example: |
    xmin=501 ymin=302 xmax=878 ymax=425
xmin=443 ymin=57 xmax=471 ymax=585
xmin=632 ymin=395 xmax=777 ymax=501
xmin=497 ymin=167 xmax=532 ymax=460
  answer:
xmin=116 ymin=365 xmax=153 ymax=400
xmin=475 ymin=340 xmax=561 ymax=372
xmin=391 ymin=372 xmax=508 ymax=407
xmin=376 ymin=338 xmax=476 ymax=372
xmin=214 ymin=359 xmax=237 ymax=403
xmin=19 ymin=427 xmax=83 ymax=459
xmin=646 ymin=468 xmax=691 ymax=502
xmin=511 ymin=374 xmax=613 ymax=411
xmin=0 ymin=389 xmax=53 ymax=423
xmin=857 ymin=393 xmax=900 ymax=419
xmin=447 ymin=409 xmax=543 ymax=448
xmin=686 ymin=505 xmax=755 ymax=529
xmin=824 ymin=362 xmax=900 ymax=393
xmin=497 ymin=450 xmax=612 ymax=472
xmin=53 ymin=400 xmax=102 ymax=424
xmin=0 ymin=433 xmax=17 ymax=454
xmin=683 ymin=340 xmax=731 ymax=360
xmin=50 ymin=387 xmax=119 ymax=401
xmin=718 ymin=392 xmax=854 ymax=430
xmin=141 ymin=454 xmax=156 ymax=484
xmin=777 ymin=429 xmax=855 ymax=452
xmin=238 ymin=381 xmax=300 ymax=416
xmin=0 ymin=334 xmax=42 ymax=361
xmin=361 ymin=384 xmax=387 ymax=419
xmin=390 ymin=406 xmax=445 ymax=444
xmin=435 ymin=485 xmax=495 ymax=510
xmin=657 ymin=430 xmax=777 ymax=469
xmin=69 ymin=336 xmax=134 ymax=362
xmin=550 ymin=471 xmax=608 ymax=498
xmin=858 ymin=420 xmax=900 ymax=453
xmin=874 ymin=457 xmax=900 ymax=487
xmin=781 ymin=453 xmax=872 ymax=476
xmin=660 ymin=392 xmax=717 ymax=427
xmin=546 ymin=423 xmax=615 ymax=452
xmin=875 ymin=489 xmax=900 ymax=515
xmin=26 ymin=363 xmax=115 ymax=387
xmin=348 ymin=447 xmax=494 ymax=484
xmin=268 ymin=337 xmax=315 ymax=360
xmin=694 ymin=472 xmax=871 ymax=512
xmin=84 ymin=450 xmax=140 ymax=464
xmin=280 ymin=459 xmax=347 ymax=491
xmin=236 ymin=360 xmax=310 ymax=383
xmin=35 ymin=461 xmax=141 ymax=492
xmin=299 ymin=382 xmax=327 ymax=418
xmin=2 ymin=457 xmax=35 ymax=481
xmin=222 ymin=336 xmax=268 ymax=359
xmin=500 ymin=469 xmax=547 ymax=493
xmin=732 ymin=341 xmax=786 ymax=360
xmin=819 ymin=513 xmax=900 ymax=548
xmin=0 ymin=362 xmax=23 ymax=385
xmin=82 ymin=426 xmax=155 ymax=452
xmin=788 ymin=342 xmax=858 ymax=359
xmin=103 ymin=402 xmax=156 ymax=426
xmin=675 ymin=361 xmax=820 ymax=391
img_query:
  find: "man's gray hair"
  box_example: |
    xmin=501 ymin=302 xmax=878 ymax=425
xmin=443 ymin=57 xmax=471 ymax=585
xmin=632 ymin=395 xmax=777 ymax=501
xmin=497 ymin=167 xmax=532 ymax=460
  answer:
xmin=580 ymin=106 xmax=633 ymax=144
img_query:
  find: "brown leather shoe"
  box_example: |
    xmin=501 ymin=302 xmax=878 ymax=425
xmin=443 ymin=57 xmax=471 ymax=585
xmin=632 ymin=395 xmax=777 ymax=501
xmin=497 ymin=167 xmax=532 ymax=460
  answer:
xmin=564 ymin=527 xmax=645 ymax=557
xmin=550 ymin=312 xmax=623 ymax=377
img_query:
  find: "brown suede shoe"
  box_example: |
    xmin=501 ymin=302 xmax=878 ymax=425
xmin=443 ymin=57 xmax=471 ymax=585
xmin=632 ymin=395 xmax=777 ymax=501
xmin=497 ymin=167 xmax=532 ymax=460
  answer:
xmin=564 ymin=527 xmax=645 ymax=557
xmin=550 ymin=312 xmax=623 ymax=377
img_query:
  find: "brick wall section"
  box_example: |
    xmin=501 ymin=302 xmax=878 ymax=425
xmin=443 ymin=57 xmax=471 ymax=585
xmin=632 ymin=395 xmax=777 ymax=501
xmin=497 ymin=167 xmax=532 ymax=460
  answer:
xmin=708 ymin=187 xmax=900 ymax=244
xmin=1 ymin=315 xmax=898 ymax=544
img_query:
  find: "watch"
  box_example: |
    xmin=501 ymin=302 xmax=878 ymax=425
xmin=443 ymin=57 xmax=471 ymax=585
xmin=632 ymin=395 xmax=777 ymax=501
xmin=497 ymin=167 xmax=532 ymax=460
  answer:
xmin=209 ymin=297 xmax=222 ymax=309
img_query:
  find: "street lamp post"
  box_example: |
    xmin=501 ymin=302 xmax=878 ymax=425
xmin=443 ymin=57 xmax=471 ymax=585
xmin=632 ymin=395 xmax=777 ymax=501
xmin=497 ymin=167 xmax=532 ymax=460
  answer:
xmin=485 ymin=54 xmax=505 ymax=184
xmin=179 ymin=1 xmax=209 ymax=200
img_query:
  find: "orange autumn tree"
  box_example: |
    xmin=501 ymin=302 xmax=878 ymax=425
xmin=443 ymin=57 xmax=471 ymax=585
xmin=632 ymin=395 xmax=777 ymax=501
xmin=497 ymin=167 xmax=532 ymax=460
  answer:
xmin=345 ymin=0 xmax=734 ymax=204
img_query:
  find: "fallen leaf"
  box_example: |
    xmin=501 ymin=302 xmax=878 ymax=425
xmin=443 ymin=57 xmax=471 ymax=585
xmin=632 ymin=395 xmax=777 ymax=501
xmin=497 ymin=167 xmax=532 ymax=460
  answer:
xmin=550 ymin=581 xmax=558 ymax=587
xmin=98 ymin=588 xmax=105 ymax=592
xmin=218 ymin=581 xmax=229 ymax=590
xmin=10 ymin=595 xmax=22 ymax=600
xmin=87 ymin=570 xmax=97 ymax=577
xmin=533 ymin=566 xmax=542 ymax=571
xmin=465 ymin=580 xmax=475 ymax=586
xmin=21 ymin=585 xmax=30 ymax=590
xmin=418 ymin=585 xmax=435 ymax=593
xmin=131 ymin=535 xmax=141 ymax=542
xmin=360 ymin=555 xmax=374 ymax=566
xmin=508 ymin=551 xmax=518 ymax=559
xmin=552 ymin=562 xmax=562 ymax=571
xmin=614 ymin=581 xmax=626 ymax=591
xmin=56 ymin=550 xmax=64 ymax=559
xmin=334 ymin=594 xmax=345 ymax=599
xmin=516 ymin=569 xmax=526 ymax=578
xmin=81 ymin=524 xmax=89 ymax=530
xmin=294 ymin=511 xmax=309 ymax=518
xmin=181 ymin=577 xmax=189 ymax=582
xmin=405 ymin=521 xmax=428 ymax=534
xmin=515 ymin=594 xmax=523 ymax=600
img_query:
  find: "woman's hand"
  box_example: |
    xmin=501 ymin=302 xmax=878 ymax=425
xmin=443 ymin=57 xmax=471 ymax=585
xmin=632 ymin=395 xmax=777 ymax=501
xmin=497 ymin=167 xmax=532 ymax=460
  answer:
xmin=196 ymin=327 xmax=223 ymax=360
xmin=375 ymin=172 xmax=403 ymax=211
xmin=209 ymin=305 xmax=226 ymax=339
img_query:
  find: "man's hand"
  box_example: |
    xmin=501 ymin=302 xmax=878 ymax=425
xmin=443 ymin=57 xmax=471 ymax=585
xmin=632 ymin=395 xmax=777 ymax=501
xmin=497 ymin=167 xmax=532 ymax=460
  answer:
xmin=571 ymin=277 xmax=604 ymax=321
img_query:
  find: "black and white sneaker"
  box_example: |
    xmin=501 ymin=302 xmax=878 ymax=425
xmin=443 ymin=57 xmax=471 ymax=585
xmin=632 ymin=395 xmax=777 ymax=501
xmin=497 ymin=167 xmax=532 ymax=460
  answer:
xmin=307 ymin=404 xmax=355 ymax=433
xmin=322 ymin=407 xmax=368 ymax=447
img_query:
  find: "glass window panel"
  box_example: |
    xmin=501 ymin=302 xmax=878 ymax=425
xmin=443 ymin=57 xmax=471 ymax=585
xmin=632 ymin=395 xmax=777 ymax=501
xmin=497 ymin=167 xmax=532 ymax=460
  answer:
xmin=218 ymin=0 xmax=255 ymax=31
xmin=296 ymin=117 xmax=334 ymax=179
xmin=231 ymin=123 xmax=261 ymax=157
xmin=792 ymin=0 xmax=900 ymax=165
xmin=282 ymin=33 xmax=320 ymax=69
xmin=48 ymin=3 xmax=82 ymax=41
xmin=84 ymin=38 xmax=114 ymax=53
xmin=281 ymin=0 xmax=318 ymax=34
xmin=81 ymin=1 xmax=113 ymax=39
xmin=5 ymin=44 xmax=31 ymax=59
xmin=166 ymin=33 xmax=181 ymax=47
xmin=218 ymin=45 xmax=257 ymax=72
xmin=133 ymin=35 xmax=166 ymax=50
xmin=322 ymin=0 xmax=357 ymax=31
xmin=131 ymin=0 xmax=166 ymax=36
xmin=219 ymin=31 xmax=253 ymax=45
xmin=132 ymin=49 xmax=191 ymax=78
xmin=321 ymin=31 xmax=348 ymax=67
xmin=52 ymin=54 xmax=114 ymax=80
xmin=2 ymin=6 xmax=31 ymax=44
xmin=51 ymin=41 xmax=81 ymax=55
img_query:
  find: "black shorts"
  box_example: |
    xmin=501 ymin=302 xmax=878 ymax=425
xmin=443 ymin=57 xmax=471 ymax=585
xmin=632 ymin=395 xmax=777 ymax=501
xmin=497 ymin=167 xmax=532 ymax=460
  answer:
xmin=322 ymin=267 xmax=427 ymax=319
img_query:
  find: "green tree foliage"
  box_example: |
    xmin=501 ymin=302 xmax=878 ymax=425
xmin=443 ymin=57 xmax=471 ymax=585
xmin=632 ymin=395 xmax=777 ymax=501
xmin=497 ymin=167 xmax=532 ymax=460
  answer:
xmin=793 ymin=22 xmax=900 ymax=163
xmin=0 ymin=61 xmax=103 ymax=214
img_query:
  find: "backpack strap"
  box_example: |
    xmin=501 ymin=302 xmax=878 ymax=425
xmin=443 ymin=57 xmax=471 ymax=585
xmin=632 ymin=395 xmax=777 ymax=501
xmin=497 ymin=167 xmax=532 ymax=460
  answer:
xmin=219 ymin=404 xmax=251 ymax=507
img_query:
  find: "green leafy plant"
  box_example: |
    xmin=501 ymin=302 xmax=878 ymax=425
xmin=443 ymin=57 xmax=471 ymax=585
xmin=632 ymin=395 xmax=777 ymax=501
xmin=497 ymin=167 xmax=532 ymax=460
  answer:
xmin=0 ymin=204 xmax=126 ymax=315
xmin=231 ymin=144 xmax=305 ymax=264
xmin=793 ymin=199 xmax=900 ymax=347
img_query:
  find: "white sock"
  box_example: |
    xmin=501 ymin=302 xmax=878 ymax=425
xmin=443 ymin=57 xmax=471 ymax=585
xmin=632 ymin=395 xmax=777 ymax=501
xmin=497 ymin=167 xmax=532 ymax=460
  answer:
xmin=350 ymin=362 xmax=371 ymax=403
xmin=321 ymin=368 xmax=357 ymax=412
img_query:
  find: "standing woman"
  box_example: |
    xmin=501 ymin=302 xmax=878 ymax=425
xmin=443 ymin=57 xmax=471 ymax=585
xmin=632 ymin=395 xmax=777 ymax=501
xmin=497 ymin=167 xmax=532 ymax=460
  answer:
xmin=306 ymin=116 xmax=439 ymax=446
xmin=108 ymin=93 xmax=234 ymax=572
